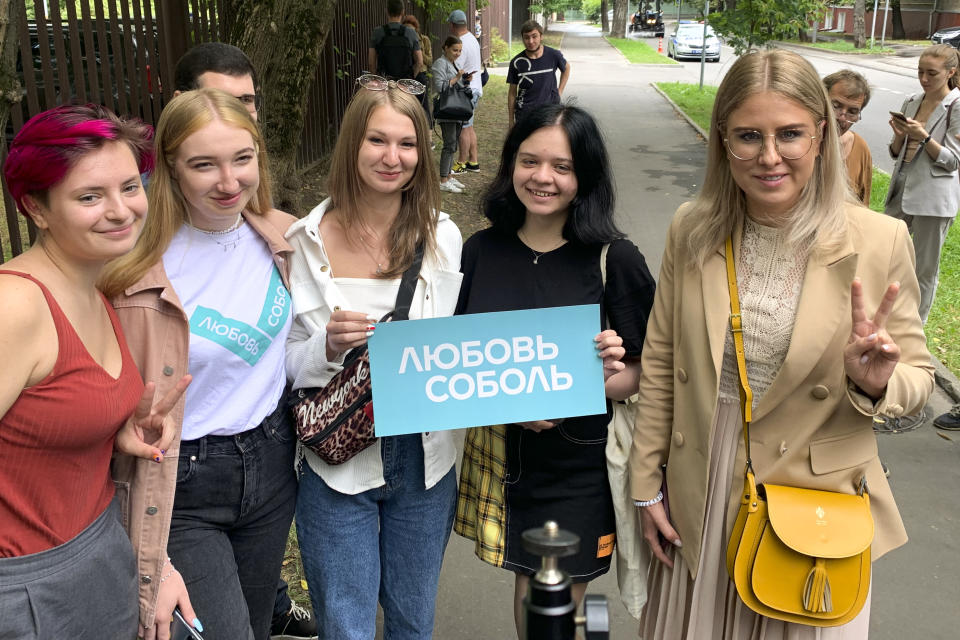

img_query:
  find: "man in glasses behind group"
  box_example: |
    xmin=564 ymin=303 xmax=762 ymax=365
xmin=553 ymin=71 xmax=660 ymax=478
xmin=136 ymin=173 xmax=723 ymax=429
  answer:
xmin=824 ymin=69 xmax=873 ymax=205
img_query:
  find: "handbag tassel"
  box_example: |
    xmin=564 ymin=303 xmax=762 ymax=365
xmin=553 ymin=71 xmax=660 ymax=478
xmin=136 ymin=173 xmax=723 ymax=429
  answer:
xmin=802 ymin=558 xmax=833 ymax=613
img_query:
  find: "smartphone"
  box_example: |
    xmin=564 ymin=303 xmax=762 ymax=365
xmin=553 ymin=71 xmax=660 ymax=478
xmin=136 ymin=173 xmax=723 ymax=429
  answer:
xmin=889 ymin=110 xmax=908 ymax=121
xmin=171 ymin=608 xmax=204 ymax=640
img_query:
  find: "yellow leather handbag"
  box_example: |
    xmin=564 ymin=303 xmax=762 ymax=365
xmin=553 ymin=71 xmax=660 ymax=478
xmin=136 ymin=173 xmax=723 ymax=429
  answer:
xmin=721 ymin=237 xmax=874 ymax=627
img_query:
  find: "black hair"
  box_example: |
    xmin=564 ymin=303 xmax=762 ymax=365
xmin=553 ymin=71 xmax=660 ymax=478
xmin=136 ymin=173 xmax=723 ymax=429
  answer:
xmin=387 ymin=0 xmax=404 ymax=18
xmin=483 ymin=103 xmax=624 ymax=245
xmin=174 ymin=42 xmax=258 ymax=92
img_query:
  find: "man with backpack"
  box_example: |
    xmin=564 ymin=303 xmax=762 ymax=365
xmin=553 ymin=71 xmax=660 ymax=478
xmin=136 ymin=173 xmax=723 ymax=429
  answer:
xmin=368 ymin=0 xmax=422 ymax=80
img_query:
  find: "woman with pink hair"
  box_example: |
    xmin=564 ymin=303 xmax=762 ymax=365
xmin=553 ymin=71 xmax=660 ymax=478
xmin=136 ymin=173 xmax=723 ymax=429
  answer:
xmin=0 ymin=104 xmax=195 ymax=639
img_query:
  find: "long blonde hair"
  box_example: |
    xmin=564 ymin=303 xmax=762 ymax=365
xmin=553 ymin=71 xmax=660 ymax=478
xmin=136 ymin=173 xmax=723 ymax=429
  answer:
xmin=326 ymin=87 xmax=440 ymax=277
xmin=680 ymin=50 xmax=851 ymax=267
xmin=100 ymin=89 xmax=272 ymax=297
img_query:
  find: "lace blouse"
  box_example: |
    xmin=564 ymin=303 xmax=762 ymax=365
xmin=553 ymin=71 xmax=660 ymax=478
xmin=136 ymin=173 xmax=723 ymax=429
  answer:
xmin=718 ymin=218 xmax=811 ymax=407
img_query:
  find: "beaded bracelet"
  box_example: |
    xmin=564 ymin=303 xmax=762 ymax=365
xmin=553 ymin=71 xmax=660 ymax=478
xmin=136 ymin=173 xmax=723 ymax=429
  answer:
xmin=634 ymin=490 xmax=664 ymax=508
xmin=159 ymin=557 xmax=176 ymax=584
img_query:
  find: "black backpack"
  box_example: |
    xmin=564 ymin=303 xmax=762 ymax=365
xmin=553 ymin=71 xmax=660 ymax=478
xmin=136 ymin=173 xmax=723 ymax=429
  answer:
xmin=376 ymin=23 xmax=415 ymax=79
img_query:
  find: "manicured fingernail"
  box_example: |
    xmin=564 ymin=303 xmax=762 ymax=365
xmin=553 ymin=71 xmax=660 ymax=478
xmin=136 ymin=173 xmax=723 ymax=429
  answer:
xmin=672 ymin=539 xmax=682 ymax=548
xmin=192 ymin=618 xmax=204 ymax=632
xmin=160 ymin=450 xmax=166 ymax=455
xmin=867 ymin=333 xmax=877 ymax=341
xmin=366 ymin=325 xmax=376 ymax=331
xmin=365 ymin=330 xmax=374 ymax=337
xmin=366 ymin=316 xmax=378 ymax=323
xmin=153 ymin=455 xmax=162 ymax=463
xmin=860 ymin=354 xmax=869 ymax=364
xmin=882 ymin=344 xmax=892 ymax=352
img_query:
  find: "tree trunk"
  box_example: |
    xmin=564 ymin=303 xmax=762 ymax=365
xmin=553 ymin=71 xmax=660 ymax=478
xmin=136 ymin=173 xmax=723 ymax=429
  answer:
xmin=611 ymin=0 xmax=628 ymax=37
xmin=853 ymin=0 xmax=866 ymax=48
xmin=0 ymin=0 xmax=19 ymax=149
xmin=226 ymin=0 xmax=337 ymax=214
xmin=892 ymin=2 xmax=906 ymax=40
xmin=601 ymin=0 xmax=609 ymax=34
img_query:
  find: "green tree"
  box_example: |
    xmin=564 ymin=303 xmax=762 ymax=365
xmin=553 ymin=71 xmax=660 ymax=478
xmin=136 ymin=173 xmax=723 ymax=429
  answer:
xmin=226 ymin=0 xmax=337 ymax=213
xmin=708 ymin=0 xmax=827 ymax=54
xmin=853 ymin=0 xmax=865 ymax=48
xmin=0 ymin=0 xmax=19 ymax=145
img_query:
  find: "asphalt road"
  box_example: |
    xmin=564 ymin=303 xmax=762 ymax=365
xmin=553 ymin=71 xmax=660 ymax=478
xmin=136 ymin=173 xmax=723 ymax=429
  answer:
xmin=630 ymin=26 xmax=926 ymax=173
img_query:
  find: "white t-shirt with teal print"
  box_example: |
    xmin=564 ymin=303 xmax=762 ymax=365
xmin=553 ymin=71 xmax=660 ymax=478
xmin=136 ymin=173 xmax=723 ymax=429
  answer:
xmin=164 ymin=223 xmax=293 ymax=439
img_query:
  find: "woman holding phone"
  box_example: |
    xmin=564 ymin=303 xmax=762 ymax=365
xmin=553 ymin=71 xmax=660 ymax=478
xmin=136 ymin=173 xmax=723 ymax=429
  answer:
xmin=885 ymin=43 xmax=960 ymax=324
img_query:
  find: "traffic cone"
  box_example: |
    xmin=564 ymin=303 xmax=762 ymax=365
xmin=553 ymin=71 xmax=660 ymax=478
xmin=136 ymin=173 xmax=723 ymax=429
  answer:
xmin=657 ymin=37 xmax=663 ymax=54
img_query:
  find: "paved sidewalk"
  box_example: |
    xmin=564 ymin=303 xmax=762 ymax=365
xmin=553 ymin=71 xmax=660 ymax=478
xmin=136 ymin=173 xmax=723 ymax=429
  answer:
xmin=429 ymin=24 xmax=960 ymax=639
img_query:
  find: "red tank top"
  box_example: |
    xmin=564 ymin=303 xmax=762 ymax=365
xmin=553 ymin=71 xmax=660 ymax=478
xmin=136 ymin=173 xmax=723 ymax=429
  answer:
xmin=0 ymin=271 xmax=144 ymax=557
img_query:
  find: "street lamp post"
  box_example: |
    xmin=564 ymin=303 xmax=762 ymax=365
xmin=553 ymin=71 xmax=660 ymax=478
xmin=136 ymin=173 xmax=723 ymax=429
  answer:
xmin=699 ymin=0 xmax=709 ymax=89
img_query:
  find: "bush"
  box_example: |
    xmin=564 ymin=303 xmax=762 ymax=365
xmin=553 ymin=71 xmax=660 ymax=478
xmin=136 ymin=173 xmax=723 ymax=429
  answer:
xmin=489 ymin=27 xmax=510 ymax=63
xmin=582 ymin=0 xmax=601 ymax=22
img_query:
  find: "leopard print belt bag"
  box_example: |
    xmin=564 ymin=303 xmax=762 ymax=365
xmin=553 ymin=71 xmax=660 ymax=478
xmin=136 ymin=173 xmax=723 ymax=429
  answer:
xmin=292 ymin=245 xmax=424 ymax=465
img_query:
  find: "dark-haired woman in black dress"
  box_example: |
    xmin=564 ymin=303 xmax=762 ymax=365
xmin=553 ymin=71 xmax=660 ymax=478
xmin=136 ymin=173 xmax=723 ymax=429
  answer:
xmin=453 ymin=103 xmax=656 ymax=636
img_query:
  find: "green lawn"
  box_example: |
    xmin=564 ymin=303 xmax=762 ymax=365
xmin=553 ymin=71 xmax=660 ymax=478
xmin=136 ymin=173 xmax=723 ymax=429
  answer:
xmin=655 ymin=82 xmax=716 ymax=130
xmin=655 ymin=82 xmax=960 ymax=377
xmin=606 ymin=37 xmax=677 ymax=64
xmin=784 ymin=39 xmax=894 ymax=54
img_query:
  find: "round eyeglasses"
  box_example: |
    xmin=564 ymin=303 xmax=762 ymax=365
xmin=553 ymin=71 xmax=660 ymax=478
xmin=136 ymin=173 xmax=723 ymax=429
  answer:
xmin=356 ymin=74 xmax=425 ymax=96
xmin=724 ymin=122 xmax=823 ymax=161
xmin=831 ymin=101 xmax=862 ymax=122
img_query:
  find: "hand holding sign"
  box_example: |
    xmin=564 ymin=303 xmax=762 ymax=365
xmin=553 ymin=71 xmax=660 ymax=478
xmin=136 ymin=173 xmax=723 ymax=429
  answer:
xmin=326 ymin=309 xmax=378 ymax=360
xmin=595 ymin=329 xmax=625 ymax=380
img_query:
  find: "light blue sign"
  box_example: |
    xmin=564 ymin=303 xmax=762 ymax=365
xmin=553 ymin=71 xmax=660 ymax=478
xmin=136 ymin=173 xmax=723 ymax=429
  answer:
xmin=367 ymin=304 xmax=607 ymax=436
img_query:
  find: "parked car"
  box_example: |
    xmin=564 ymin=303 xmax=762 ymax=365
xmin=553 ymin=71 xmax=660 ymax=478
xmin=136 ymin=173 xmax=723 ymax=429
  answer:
xmin=667 ymin=21 xmax=721 ymax=62
xmin=931 ymin=26 xmax=960 ymax=48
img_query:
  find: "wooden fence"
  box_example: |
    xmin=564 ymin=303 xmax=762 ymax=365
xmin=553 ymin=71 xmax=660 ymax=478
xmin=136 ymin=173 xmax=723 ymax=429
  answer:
xmin=1 ymin=0 xmax=475 ymax=261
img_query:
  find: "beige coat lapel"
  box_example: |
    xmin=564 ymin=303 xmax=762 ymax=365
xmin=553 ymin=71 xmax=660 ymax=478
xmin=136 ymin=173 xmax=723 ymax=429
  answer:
xmin=701 ymin=225 xmax=743 ymax=375
xmin=753 ymin=235 xmax=858 ymax=421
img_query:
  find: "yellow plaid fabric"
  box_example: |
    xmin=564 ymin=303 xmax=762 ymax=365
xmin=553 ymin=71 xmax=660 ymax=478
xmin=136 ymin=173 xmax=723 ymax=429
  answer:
xmin=454 ymin=424 xmax=508 ymax=568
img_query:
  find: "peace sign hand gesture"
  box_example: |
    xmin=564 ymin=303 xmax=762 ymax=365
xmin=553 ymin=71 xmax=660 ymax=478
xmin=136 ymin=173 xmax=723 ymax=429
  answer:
xmin=843 ymin=278 xmax=900 ymax=399
xmin=114 ymin=374 xmax=193 ymax=463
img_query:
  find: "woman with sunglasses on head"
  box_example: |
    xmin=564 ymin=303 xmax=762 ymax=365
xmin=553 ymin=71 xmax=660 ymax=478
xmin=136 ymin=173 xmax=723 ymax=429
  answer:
xmin=432 ymin=36 xmax=468 ymax=193
xmin=0 ymin=104 xmax=194 ymax=639
xmin=285 ymin=74 xmax=463 ymax=640
xmin=100 ymin=88 xmax=298 ymax=640
xmin=630 ymin=50 xmax=933 ymax=639
xmin=885 ymin=44 xmax=960 ymax=325
xmin=453 ymin=103 xmax=656 ymax=637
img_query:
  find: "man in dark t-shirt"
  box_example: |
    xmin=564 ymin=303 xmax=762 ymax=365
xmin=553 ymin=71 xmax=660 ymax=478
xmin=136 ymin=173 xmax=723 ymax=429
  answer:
xmin=367 ymin=0 xmax=422 ymax=79
xmin=506 ymin=20 xmax=571 ymax=127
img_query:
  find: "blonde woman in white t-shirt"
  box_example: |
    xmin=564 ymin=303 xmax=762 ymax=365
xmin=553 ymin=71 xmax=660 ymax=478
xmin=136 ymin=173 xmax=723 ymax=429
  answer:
xmin=101 ymin=88 xmax=298 ymax=640
xmin=285 ymin=80 xmax=463 ymax=640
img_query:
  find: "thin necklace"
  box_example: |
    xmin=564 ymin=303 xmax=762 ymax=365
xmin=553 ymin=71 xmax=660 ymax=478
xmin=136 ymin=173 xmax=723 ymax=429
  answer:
xmin=187 ymin=214 xmax=244 ymax=252
xmin=356 ymin=231 xmax=388 ymax=275
xmin=518 ymin=228 xmax=565 ymax=265
xmin=187 ymin=213 xmax=243 ymax=235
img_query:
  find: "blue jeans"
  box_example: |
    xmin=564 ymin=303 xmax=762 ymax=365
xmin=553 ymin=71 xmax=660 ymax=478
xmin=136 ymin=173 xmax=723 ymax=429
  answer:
xmin=168 ymin=403 xmax=297 ymax=640
xmin=296 ymin=434 xmax=457 ymax=640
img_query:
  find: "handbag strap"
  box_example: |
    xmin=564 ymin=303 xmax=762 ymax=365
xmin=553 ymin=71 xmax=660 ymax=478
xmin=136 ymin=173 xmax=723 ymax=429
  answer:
xmin=390 ymin=243 xmax=424 ymax=322
xmin=724 ymin=236 xmax=755 ymax=473
xmin=943 ymin=95 xmax=960 ymax=143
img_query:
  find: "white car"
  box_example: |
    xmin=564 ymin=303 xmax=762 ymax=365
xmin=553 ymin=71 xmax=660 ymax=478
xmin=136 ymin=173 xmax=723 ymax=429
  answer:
xmin=667 ymin=22 xmax=721 ymax=62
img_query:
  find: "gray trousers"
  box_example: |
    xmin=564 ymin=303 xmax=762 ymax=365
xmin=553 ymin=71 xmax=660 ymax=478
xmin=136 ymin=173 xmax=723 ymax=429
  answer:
xmin=887 ymin=170 xmax=956 ymax=323
xmin=439 ymin=121 xmax=462 ymax=178
xmin=0 ymin=496 xmax=138 ymax=639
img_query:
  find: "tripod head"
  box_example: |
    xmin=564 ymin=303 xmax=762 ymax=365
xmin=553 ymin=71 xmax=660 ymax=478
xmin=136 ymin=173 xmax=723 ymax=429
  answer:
xmin=522 ymin=521 xmax=610 ymax=640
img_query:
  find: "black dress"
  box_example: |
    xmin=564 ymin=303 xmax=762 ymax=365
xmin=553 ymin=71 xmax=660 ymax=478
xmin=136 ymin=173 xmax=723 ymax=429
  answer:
xmin=453 ymin=227 xmax=656 ymax=580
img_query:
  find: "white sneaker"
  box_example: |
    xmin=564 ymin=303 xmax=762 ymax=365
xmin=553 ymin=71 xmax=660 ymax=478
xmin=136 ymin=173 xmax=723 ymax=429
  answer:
xmin=448 ymin=178 xmax=465 ymax=189
xmin=439 ymin=181 xmax=463 ymax=193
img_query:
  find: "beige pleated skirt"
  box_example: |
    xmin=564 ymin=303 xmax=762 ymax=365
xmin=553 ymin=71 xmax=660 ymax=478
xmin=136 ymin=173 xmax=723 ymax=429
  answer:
xmin=639 ymin=398 xmax=872 ymax=640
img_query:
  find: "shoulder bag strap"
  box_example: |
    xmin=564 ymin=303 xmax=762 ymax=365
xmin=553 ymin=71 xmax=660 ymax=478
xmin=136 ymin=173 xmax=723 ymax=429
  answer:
xmin=390 ymin=243 xmax=424 ymax=322
xmin=725 ymin=236 xmax=755 ymax=474
xmin=943 ymin=96 xmax=960 ymax=142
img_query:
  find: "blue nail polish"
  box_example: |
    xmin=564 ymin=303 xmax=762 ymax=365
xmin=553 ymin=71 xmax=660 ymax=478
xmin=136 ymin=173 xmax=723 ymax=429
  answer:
xmin=192 ymin=618 xmax=204 ymax=632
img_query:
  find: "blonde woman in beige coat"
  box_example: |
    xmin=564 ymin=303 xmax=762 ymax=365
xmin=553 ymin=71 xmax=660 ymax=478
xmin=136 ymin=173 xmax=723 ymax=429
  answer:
xmin=629 ymin=50 xmax=933 ymax=639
